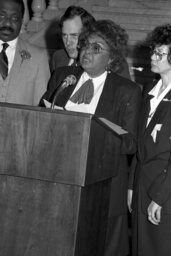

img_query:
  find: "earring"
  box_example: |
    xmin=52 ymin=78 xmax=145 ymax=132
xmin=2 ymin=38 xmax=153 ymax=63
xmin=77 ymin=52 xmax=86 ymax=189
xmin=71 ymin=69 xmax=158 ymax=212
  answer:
xmin=106 ymin=64 xmax=111 ymax=73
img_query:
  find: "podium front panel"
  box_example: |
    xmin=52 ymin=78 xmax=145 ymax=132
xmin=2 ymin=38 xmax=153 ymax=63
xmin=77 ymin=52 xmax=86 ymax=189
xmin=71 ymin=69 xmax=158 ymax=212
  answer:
xmin=0 ymin=104 xmax=120 ymax=186
xmin=0 ymin=175 xmax=110 ymax=256
xmin=0 ymin=105 xmax=91 ymax=185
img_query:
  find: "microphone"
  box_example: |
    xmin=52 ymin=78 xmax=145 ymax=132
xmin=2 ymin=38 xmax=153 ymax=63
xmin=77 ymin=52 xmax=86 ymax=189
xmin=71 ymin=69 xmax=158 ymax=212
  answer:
xmin=51 ymin=75 xmax=77 ymax=109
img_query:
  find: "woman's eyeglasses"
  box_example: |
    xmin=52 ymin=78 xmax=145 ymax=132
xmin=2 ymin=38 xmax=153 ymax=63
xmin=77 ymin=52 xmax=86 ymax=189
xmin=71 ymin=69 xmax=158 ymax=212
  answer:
xmin=78 ymin=41 xmax=110 ymax=54
xmin=150 ymin=49 xmax=168 ymax=61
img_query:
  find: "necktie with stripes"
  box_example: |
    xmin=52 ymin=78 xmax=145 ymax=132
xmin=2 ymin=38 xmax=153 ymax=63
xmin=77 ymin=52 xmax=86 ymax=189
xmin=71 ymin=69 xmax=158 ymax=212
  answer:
xmin=0 ymin=43 xmax=9 ymax=80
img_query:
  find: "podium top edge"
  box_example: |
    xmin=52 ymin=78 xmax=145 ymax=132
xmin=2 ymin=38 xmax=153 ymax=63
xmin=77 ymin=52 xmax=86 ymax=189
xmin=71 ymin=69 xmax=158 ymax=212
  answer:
xmin=0 ymin=102 xmax=96 ymax=119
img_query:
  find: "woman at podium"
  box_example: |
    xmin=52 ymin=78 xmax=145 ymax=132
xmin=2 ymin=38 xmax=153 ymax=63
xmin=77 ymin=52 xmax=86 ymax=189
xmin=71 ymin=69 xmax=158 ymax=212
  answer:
xmin=40 ymin=19 xmax=141 ymax=256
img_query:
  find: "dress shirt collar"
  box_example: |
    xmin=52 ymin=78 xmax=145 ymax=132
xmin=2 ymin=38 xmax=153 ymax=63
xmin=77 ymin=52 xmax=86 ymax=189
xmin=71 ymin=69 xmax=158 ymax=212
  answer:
xmin=148 ymin=79 xmax=171 ymax=100
xmin=0 ymin=37 xmax=18 ymax=50
xmin=83 ymin=70 xmax=108 ymax=87
xmin=68 ymin=58 xmax=74 ymax=66
xmin=147 ymin=79 xmax=171 ymax=126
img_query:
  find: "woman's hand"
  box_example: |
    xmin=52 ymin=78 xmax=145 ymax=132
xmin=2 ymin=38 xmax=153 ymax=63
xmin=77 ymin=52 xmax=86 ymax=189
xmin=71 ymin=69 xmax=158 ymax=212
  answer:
xmin=147 ymin=201 xmax=162 ymax=225
xmin=127 ymin=189 xmax=133 ymax=213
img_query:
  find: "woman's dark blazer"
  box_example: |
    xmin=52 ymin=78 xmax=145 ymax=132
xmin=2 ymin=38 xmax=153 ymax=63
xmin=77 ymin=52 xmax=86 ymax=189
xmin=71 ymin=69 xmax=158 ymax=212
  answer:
xmin=40 ymin=66 xmax=142 ymax=216
xmin=130 ymin=83 xmax=171 ymax=215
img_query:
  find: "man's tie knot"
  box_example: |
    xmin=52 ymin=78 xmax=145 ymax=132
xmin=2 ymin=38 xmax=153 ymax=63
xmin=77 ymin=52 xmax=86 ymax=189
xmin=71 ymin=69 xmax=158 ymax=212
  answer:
xmin=2 ymin=42 xmax=9 ymax=52
xmin=70 ymin=79 xmax=94 ymax=104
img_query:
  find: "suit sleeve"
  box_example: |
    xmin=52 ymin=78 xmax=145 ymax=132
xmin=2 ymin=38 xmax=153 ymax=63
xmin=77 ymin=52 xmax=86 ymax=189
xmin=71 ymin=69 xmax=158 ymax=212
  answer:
xmin=148 ymin=123 xmax=171 ymax=206
xmin=128 ymin=154 xmax=138 ymax=189
xmin=148 ymin=158 xmax=171 ymax=206
xmin=39 ymin=67 xmax=69 ymax=106
xmin=33 ymin=49 xmax=50 ymax=106
xmin=50 ymin=51 xmax=58 ymax=73
xmin=39 ymin=70 xmax=59 ymax=106
xmin=50 ymin=49 xmax=68 ymax=73
xmin=121 ymin=85 xmax=142 ymax=154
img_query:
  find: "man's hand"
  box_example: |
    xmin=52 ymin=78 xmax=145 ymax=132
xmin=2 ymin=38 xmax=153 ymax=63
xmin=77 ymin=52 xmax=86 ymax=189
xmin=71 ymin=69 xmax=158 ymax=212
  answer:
xmin=127 ymin=189 xmax=133 ymax=213
xmin=147 ymin=201 xmax=162 ymax=225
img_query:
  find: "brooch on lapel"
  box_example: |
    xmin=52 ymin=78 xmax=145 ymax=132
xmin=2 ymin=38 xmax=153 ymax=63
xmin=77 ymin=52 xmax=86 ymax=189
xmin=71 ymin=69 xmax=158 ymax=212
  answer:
xmin=162 ymin=98 xmax=171 ymax=102
xmin=151 ymin=124 xmax=162 ymax=143
xmin=19 ymin=50 xmax=31 ymax=65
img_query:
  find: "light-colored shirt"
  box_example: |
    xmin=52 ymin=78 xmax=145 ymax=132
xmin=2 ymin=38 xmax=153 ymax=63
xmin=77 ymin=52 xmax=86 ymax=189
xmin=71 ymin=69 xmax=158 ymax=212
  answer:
xmin=147 ymin=79 xmax=171 ymax=126
xmin=68 ymin=58 xmax=74 ymax=66
xmin=65 ymin=71 xmax=108 ymax=114
xmin=0 ymin=38 xmax=18 ymax=73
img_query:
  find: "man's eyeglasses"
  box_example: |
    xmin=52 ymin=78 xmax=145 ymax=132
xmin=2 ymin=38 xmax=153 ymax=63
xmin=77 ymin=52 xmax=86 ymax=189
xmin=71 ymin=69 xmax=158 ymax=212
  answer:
xmin=78 ymin=41 xmax=110 ymax=54
xmin=150 ymin=49 xmax=168 ymax=61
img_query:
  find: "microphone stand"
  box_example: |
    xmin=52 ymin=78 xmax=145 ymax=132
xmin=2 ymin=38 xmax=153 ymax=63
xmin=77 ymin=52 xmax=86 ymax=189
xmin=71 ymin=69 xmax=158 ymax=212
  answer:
xmin=51 ymin=84 xmax=66 ymax=110
xmin=50 ymin=75 xmax=77 ymax=110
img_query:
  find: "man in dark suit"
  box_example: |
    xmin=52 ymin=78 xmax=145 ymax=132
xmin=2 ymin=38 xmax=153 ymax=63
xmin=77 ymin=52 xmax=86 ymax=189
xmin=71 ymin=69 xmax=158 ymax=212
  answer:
xmin=41 ymin=19 xmax=141 ymax=256
xmin=51 ymin=5 xmax=131 ymax=80
xmin=128 ymin=24 xmax=171 ymax=256
xmin=51 ymin=6 xmax=95 ymax=70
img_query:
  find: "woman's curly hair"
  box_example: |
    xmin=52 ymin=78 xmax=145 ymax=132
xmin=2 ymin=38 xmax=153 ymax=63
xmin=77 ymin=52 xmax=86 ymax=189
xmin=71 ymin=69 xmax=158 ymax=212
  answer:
xmin=147 ymin=24 xmax=171 ymax=64
xmin=78 ymin=19 xmax=128 ymax=72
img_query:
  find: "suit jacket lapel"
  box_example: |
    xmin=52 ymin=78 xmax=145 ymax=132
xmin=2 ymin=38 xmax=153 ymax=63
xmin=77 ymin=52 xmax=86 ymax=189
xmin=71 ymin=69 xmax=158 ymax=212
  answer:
xmin=8 ymin=39 xmax=24 ymax=78
xmin=138 ymin=83 xmax=155 ymax=158
xmin=140 ymin=93 xmax=154 ymax=135
xmin=95 ymin=73 xmax=114 ymax=117
xmin=139 ymin=82 xmax=157 ymax=136
xmin=145 ymin=89 xmax=171 ymax=136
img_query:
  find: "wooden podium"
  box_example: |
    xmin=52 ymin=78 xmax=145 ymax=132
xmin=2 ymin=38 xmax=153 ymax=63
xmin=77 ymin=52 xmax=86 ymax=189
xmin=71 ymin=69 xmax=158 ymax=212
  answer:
xmin=0 ymin=103 xmax=121 ymax=256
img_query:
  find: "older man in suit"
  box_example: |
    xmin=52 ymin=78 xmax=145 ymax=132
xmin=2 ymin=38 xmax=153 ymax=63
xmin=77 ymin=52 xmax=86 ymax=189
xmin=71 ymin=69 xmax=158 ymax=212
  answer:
xmin=0 ymin=0 xmax=50 ymax=106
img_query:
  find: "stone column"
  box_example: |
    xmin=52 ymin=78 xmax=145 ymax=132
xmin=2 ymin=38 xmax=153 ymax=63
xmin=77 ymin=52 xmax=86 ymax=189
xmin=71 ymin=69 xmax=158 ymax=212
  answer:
xmin=43 ymin=0 xmax=60 ymax=20
xmin=21 ymin=0 xmax=30 ymax=33
xmin=27 ymin=0 xmax=47 ymax=32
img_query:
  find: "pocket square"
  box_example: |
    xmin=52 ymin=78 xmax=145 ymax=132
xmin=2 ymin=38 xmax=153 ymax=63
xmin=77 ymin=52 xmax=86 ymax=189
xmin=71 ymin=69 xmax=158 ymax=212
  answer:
xmin=151 ymin=124 xmax=162 ymax=143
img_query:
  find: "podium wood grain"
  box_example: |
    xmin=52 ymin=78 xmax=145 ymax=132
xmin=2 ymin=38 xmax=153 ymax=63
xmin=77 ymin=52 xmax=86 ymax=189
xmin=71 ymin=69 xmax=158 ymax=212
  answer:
xmin=0 ymin=103 xmax=121 ymax=256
